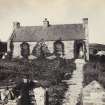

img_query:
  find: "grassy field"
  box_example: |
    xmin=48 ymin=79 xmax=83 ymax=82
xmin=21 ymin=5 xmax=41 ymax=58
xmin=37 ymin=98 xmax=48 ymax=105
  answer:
xmin=0 ymin=58 xmax=76 ymax=105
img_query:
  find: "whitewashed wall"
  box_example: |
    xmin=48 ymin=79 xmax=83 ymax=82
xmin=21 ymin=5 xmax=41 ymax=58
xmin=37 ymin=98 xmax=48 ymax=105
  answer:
xmin=45 ymin=41 xmax=54 ymax=53
xmin=13 ymin=42 xmax=21 ymax=58
xmin=46 ymin=41 xmax=74 ymax=59
xmin=12 ymin=42 xmax=37 ymax=58
xmin=12 ymin=41 xmax=74 ymax=59
xmin=63 ymin=41 xmax=74 ymax=59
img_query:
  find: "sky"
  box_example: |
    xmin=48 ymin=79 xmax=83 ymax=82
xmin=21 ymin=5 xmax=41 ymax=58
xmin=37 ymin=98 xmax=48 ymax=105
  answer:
xmin=0 ymin=0 xmax=105 ymax=44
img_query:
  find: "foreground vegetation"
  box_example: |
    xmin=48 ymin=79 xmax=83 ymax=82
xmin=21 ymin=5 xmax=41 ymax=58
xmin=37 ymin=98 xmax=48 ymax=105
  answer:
xmin=83 ymin=55 xmax=105 ymax=88
xmin=0 ymin=58 xmax=76 ymax=105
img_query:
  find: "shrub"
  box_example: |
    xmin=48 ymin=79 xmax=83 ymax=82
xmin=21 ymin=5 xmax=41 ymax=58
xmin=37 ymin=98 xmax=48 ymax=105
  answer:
xmin=20 ymin=42 xmax=30 ymax=59
xmin=0 ymin=58 xmax=75 ymax=105
xmin=32 ymin=41 xmax=51 ymax=58
xmin=83 ymin=62 xmax=105 ymax=87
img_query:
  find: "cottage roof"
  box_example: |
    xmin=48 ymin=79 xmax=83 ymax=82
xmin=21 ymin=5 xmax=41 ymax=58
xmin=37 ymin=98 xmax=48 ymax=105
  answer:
xmin=10 ymin=23 xmax=85 ymax=42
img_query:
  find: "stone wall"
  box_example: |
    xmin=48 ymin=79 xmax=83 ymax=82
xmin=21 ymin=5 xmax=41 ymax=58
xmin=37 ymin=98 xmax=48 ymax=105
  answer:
xmin=63 ymin=41 xmax=74 ymax=59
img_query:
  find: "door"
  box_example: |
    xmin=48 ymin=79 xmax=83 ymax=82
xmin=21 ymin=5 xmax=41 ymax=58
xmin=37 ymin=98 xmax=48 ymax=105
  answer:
xmin=74 ymin=40 xmax=86 ymax=59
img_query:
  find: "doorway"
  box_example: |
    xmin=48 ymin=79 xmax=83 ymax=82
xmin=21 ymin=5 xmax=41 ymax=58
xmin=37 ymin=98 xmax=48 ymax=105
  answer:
xmin=74 ymin=40 xmax=86 ymax=59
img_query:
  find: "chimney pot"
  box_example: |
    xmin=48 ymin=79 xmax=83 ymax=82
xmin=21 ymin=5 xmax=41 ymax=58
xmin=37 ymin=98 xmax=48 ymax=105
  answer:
xmin=43 ymin=18 xmax=49 ymax=27
xmin=83 ymin=18 xmax=88 ymax=24
xmin=13 ymin=22 xmax=20 ymax=30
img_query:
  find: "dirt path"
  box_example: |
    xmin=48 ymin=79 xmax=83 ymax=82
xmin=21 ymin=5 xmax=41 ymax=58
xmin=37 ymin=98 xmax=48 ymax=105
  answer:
xmin=62 ymin=59 xmax=85 ymax=105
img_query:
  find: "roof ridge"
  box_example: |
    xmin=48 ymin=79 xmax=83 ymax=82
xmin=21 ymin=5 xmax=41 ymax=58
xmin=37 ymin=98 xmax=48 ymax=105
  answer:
xmin=20 ymin=23 xmax=83 ymax=28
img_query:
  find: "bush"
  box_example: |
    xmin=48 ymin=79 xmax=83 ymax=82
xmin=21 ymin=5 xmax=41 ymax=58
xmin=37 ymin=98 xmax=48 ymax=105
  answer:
xmin=83 ymin=62 xmax=105 ymax=88
xmin=32 ymin=41 xmax=51 ymax=58
xmin=0 ymin=58 xmax=75 ymax=105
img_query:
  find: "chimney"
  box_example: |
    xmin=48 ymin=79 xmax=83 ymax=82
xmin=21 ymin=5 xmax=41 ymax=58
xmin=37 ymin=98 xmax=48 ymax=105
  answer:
xmin=13 ymin=22 xmax=20 ymax=30
xmin=83 ymin=18 xmax=88 ymax=27
xmin=83 ymin=18 xmax=89 ymax=61
xmin=43 ymin=18 xmax=49 ymax=27
xmin=83 ymin=18 xmax=88 ymax=37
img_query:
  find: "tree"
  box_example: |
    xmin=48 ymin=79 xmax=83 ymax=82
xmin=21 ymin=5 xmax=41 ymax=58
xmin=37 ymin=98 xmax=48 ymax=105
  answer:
xmin=32 ymin=39 xmax=51 ymax=58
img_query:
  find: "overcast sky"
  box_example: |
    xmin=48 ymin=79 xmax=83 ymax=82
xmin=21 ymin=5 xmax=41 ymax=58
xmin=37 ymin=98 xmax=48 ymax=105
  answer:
xmin=0 ymin=0 xmax=105 ymax=44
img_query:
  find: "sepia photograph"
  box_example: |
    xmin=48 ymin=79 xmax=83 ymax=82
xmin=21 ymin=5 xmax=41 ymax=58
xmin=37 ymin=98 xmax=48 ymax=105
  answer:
xmin=0 ymin=0 xmax=105 ymax=105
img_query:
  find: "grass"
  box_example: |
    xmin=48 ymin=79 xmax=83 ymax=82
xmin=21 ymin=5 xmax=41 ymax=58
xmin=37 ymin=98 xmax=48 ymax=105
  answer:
xmin=0 ymin=57 xmax=76 ymax=105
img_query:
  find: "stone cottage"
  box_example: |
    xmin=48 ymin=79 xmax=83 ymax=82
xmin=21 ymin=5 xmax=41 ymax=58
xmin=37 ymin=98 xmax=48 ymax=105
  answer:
xmin=7 ymin=18 xmax=89 ymax=60
xmin=83 ymin=80 xmax=105 ymax=105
